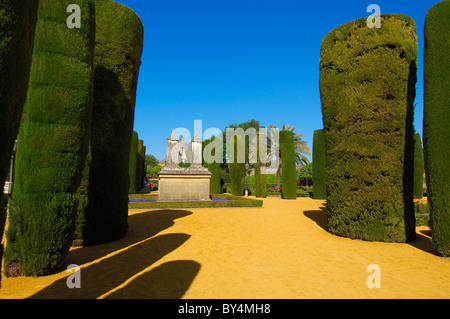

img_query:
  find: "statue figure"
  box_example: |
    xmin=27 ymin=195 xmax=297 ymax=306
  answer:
xmin=191 ymin=130 xmax=203 ymax=168
xmin=178 ymin=136 xmax=188 ymax=167
xmin=165 ymin=129 xmax=179 ymax=169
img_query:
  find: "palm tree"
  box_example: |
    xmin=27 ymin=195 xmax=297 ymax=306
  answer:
xmin=267 ymin=124 xmax=311 ymax=188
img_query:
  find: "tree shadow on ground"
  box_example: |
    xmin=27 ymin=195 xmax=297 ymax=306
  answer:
xmin=408 ymin=229 xmax=440 ymax=256
xmin=30 ymin=209 xmax=199 ymax=299
xmin=105 ymin=260 xmax=201 ymax=299
xmin=66 ymin=209 xmax=192 ymax=266
xmin=303 ymin=206 xmax=328 ymax=232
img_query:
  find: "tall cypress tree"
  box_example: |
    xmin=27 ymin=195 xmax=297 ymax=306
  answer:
xmin=4 ymin=0 xmax=95 ymax=276
xmin=0 ymin=0 xmax=40 ymax=285
xmin=319 ymin=15 xmax=417 ymax=242
xmin=81 ymin=0 xmax=143 ymax=246
xmin=229 ymin=135 xmax=246 ymax=196
xmin=128 ymin=131 xmax=138 ymax=194
xmin=413 ymin=133 xmax=424 ymax=199
xmin=280 ymin=131 xmax=297 ymax=199
xmin=312 ymin=129 xmax=326 ymax=199
xmin=423 ymin=0 xmax=450 ymax=256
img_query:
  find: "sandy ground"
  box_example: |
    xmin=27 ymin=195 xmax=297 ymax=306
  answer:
xmin=0 ymin=197 xmax=449 ymax=299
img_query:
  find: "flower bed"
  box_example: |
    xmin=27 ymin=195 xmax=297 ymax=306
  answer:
xmin=414 ymin=199 xmax=430 ymax=227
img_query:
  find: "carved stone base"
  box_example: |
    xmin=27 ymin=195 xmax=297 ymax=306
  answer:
xmin=158 ymin=168 xmax=212 ymax=202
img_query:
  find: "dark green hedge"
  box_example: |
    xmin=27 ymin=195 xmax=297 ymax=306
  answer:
xmin=254 ymin=134 xmax=267 ymax=198
xmin=0 ymin=0 xmax=39 ymax=186
xmin=128 ymin=131 xmax=138 ymax=194
xmin=205 ymin=137 xmax=222 ymax=194
xmin=280 ymin=131 xmax=297 ymax=199
xmin=229 ymin=135 xmax=246 ymax=196
xmin=312 ymin=129 xmax=326 ymax=199
xmin=137 ymin=139 xmax=144 ymax=190
xmin=128 ymin=194 xmax=263 ymax=209
xmin=319 ymin=14 xmax=417 ymax=242
xmin=413 ymin=133 xmax=424 ymax=199
xmin=81 ymin=0 xmax=144 ymax=246
xmin=4 ymin=0 xmax=95 ymax=277
xmin=424 ymin=0 xmax=450 ymax=256
xmin=0 ymin=1 xmax=40 ymax=282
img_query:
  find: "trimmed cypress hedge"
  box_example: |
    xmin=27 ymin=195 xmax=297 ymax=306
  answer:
xmin=280 ymin=131 xmax=297 ymax=199
xmin=413 ymin=133 xmax=424 ymax=199
xmin=206 ymin=137 xmax=222 ymax=195
xmin=0 ymin=1 xmax=40 ymax=281
xmin=319 ymin=14 xmax=417 ymax=242
xmin=81 ymin=0 xmax=144 ymax=246
xmin=254 ymin=134 xmax=267 ymax=198
xmin=312 ymin=129 xmax=326 ymax=199
xmin=423 ymin=1 xmax=450 ymax=256
xmin=229 ymin=135 xmax=246 ymax=196
xmin=129 ymin=131 xmax=138 ymax=194
xmin=4 ymin=0 xmax=95 ymax=276
xmin=137 ymin=139 xmax=144 ymax=190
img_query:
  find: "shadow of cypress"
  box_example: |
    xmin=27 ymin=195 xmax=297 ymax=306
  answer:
xmin=30 ymin=233 xmax=191 ymax=299
xmin=70 ymin=210 xmax=192 ymax=266
xmin=105 ymin=260 xmax=201 ymax=299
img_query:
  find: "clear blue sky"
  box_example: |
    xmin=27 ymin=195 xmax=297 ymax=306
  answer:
xmin=115 ymin=0 xmax=441 ymax=161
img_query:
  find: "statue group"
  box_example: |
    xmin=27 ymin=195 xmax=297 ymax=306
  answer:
xmin=165 ymin=129 xmax=203 ymax=170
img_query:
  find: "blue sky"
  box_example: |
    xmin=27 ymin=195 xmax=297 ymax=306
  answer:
xmin=115 ymin=0 xmax=441 ymax=161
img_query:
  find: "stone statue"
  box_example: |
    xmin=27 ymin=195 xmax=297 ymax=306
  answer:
xmin=178 ymin=136 xmax=188 ymax=167
xmin=191 ymin=130 xmax=203 ymax=168
xmin=165 ymin=129 xmax=179 ymax=169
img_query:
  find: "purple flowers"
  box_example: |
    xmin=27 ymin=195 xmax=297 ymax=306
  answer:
xmin=129 ymin=198 xmax=156 ymax=203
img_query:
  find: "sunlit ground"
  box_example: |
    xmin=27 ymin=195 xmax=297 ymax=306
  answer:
xmin=1 ymin=196 xmax=449 ymax=299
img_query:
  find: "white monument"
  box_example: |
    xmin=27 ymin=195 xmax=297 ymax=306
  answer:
xmin=158 ymin=129 xmax=211 ymax=202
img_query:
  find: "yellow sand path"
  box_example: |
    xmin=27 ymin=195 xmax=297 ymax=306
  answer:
xmin=1 ymin=197 xmax=449 ymax=299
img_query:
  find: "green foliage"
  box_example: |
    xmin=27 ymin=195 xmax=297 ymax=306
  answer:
xmin=319 ymin=14 xmax=417 ymax=242
xmin=128 ymin=131 xmax=138 ymax=194
xmin=128 ymin=194 xmax=263 ymax=209
xmin=312 ymin=129 xmax=326 ymax=199
xmin=0 ymin=0 xmax=39 ymax=187
xmin=229 ymin=135 xmax=246 ymax=196
xmin=4 ymin=0 xmax=95 ymax=277
xmin=136 ymin=139 xmax=144 ymax=190
xmin=413 ymin=133 xmax=424 ymax=199
xmin=0 ymin=1 xmax=40 ymax=280
xmin=280 ymin=131 xmax=297 ymax=199
xmin=423 ymin=0 xmax=450 ymax=256
xmin=81 ymin=0 xmax=144 ymax=246
xmin=204 ymin=137 xmax=221 ymax=194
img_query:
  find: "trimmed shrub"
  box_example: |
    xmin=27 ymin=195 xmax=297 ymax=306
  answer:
xmin=413 ymin=133 xmax=424 ymax=199
xmin=254 ymin=134 xmax=267 ymax=198
xmin=319 ymin=14 xmax=418 ymax=242
xmin=128 ymin=194 xmax=263 ymax=209
xmin=280 ymin=131 xmax=297 ymax=199
xmin=229 ymin=135 xmax=246 ymax=196
xmin=4 ymin=0 xmax=95 ymax=277
xmin=81 ymin=0 xmax=144 ymax=246
xmin=423 ymin=1 xmax=450 ymax=256
xmin=128 ymin=131 xmax=138 ymax=194
xmin=136 ymin=139 xmax=144 ymax=190
xmin=0 ymin=1 xmax=40 ymax=282
xmin=205 ymin=137 xmax=222 ymax=195
xmin=312 ymin=129 xmax=326 ymax=199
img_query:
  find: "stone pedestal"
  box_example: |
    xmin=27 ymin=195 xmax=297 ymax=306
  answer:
xmin=158 ymin=168 xmax=212 ymax=202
